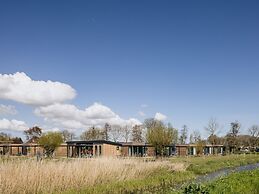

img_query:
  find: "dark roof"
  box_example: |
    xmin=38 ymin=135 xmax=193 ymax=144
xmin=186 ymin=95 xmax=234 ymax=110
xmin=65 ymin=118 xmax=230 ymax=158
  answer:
xmin=121 ymin=142 xmax=151 ymax=146
xmin=66 ymin=140 xmax=122 ymax=146
xmin=121 ymin=142 xmax=176 ymax=147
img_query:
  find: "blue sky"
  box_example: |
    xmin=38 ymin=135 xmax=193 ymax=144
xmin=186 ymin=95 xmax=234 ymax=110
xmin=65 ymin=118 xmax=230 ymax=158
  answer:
xmin=0 ymin=0 xmax=259 ymax=138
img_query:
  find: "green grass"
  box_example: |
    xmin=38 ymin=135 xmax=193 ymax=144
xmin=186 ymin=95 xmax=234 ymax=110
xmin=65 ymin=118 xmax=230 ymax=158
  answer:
xmin=65 ymin=154 xmax=259 ymax=194
xmin=64 ymin=169 xmax=194 ymax=194
xmin=205 ymin=169 xmax=259 ymax=194
xmin=171 ymin=154 xmax=259 ymax=174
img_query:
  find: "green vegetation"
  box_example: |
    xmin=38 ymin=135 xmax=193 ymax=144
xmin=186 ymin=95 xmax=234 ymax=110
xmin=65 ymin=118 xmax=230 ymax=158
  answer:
xmin=183 ymin=169 xmax=259 ymax=194
xmin=171 ymin=154 xmax=259 ymax=174
xmin=145 ymin=118 xmax=178 ymax=156
xmin=206 ymin=169 xmax=259 ymax=194
xmin=64 ymin=154 xmax=259 ymax=194
xmin=38 ymin=132 xmax=63 ymax=157
xmin=182 ymin=183 xmax=209 ymax=194
xmin=1 ymin=154 xmax=258 ymax=193
xmin=65 ymin=170 xmax=194 ymax=194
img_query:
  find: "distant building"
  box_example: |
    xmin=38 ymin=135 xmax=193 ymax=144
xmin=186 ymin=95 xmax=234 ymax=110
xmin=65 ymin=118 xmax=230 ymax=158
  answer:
xmin=0 ymin=140 xmax=225 ymax=157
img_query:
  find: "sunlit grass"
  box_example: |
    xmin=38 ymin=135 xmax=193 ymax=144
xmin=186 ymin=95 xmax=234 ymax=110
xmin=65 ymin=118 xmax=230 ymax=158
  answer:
xmin=170 ymin=154 xmax=259 ymax=174
xmin=0 ymin=157 xmax=184 ymax=194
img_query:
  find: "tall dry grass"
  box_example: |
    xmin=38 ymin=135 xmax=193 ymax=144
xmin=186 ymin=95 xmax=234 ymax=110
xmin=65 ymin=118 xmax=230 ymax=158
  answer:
xmin=0 ymin=157 xmax=185 ymax=194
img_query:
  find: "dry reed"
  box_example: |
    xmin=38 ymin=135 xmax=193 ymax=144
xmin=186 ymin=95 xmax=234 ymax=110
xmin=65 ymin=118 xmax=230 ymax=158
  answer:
xmin=0 ymin=157 xmax=185 ymax=194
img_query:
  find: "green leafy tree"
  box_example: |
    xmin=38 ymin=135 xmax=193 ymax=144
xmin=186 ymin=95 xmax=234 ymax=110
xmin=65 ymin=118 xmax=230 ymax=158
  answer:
xmin=38 ymin=132 xmax=63 ymax=157
xmin=145 ymin=118 xmax=178 ymax=156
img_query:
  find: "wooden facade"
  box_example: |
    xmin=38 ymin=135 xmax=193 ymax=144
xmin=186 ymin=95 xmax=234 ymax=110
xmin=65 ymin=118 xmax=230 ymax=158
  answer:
xmin=0 ymin=140 xmax=225 ymax=158
xmin=0 ymin=143 xmax=67 ymax=157
xmin=66 ymin=140 xmax=121 ymax=157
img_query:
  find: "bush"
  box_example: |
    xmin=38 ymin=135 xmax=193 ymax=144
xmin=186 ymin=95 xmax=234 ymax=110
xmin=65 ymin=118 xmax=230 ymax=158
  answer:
xmin=183 ymin=183 xmax=209 ymax=194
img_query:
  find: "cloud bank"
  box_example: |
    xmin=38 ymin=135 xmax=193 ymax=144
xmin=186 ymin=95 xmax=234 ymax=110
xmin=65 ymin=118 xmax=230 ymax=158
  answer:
xmin=35 ymin=103 xmax=141 ymax=130
xmin=0 ymin=118 xmax=28 ymax=132
xmin=0 ymin=72 xmax=143 ymax=132
xmin=0 ymin=72 xmax=76 ymax=106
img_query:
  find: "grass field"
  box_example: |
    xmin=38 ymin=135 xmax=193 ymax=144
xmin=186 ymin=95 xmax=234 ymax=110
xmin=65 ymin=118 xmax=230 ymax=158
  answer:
xmin=171 ymin=154 xmax=259 ymax=174
xmin=1 ymin=154 xmax=259 ymax=194
xmin=0 ymin=157 xmax=184 ymax=194
xmin=205 ymin=169 xmax=259 ymax=194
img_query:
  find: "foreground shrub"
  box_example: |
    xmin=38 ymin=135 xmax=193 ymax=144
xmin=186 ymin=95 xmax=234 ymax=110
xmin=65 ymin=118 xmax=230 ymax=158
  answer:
xmin=183 ymin=183 xmax=209 ymax=194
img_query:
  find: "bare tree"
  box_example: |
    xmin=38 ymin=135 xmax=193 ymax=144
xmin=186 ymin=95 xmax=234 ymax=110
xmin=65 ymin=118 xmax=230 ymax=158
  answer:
xmin=24 ymin=126 xmax=42 ymax=143
xmin=248 ymin=125 xmax=259 ymax=147
xmin=226 ymin=121 xmax=241 ymax=153
xmin=189 ymin=133 xmax=194 ymax=144
xmin=205 ymin=118 xmax=220 ymax=154
xmin=104 ymin=123 xmax=111 ymax=141
xmin=131 ymin=125 xmax=143 ymax=143
xmin=193 ymin=130 xmax=201 ymax=143
xmin=179 ymin=125 xmax=188 ymax=144
xmin=80 ymin=126 xmax=105 ymax=140
xmin=121 ymin=125 xmax=131 ymax=142
xmin=205 ymin=118 xmax=219 ymax=136
xmin=61 ymin=130 xmax=75 ymax=142
xmin=110 ymin=125 xmax=122 ymax=142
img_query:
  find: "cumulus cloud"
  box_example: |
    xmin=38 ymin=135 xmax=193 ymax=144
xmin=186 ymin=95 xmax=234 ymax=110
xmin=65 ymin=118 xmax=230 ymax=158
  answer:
xmin=0 ymin=118 xmax=28 ymax=131
xmin=154 ymin=112 xmax=167 ymax=121
xmin=0 ymin=72 xmax=76 ymax=106
xmin=0 ymin=104 xmax=17 ymax=115
xmin=35 ymin=103 xmax=141 ymax=130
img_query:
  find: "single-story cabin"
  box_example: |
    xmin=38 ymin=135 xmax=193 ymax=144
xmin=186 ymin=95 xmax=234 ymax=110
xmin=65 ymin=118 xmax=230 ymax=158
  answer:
xmin=66 ymin=140 xmax=121 ymax=157
xmin=0 ymin=142 xmax=67 ymax=157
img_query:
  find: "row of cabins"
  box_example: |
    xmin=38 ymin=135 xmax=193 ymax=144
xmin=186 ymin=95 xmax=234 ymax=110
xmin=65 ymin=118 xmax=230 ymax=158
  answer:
xmin=0 ymin=140 xmax=225 ymax=157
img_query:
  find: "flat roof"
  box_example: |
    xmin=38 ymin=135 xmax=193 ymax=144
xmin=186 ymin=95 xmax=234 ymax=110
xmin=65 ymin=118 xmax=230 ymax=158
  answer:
xmin=66 ymin=140 xmax=122 ymax=146
xmin=121 ymin=142 xmax=149 ymax=146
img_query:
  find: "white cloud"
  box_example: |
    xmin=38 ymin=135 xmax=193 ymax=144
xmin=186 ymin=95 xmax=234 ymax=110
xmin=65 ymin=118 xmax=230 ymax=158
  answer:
xmin=138 ymin=111 xmax=146 ymax=117
xmin=0 ymin=72 xmax=76 ymax=106
xmin=0 ymin=118 xmax=28 ymax=131
xmin=0 ymin=104 xmax=17 ymax=115
xmin=154 ymin=112 xmax=167 ymax=121
xmin=35 ymin=103 xmax=141 ymax=130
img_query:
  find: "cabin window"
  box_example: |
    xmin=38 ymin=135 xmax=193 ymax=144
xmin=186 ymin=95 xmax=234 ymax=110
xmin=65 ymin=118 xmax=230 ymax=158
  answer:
xmin=99 ymin=145 xmax=102 ymax=155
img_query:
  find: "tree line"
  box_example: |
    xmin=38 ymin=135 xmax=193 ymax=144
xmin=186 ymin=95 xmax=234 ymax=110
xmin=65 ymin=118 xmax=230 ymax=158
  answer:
xmin=1 ymin=117 xmax=259 ymax=157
